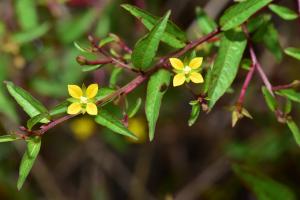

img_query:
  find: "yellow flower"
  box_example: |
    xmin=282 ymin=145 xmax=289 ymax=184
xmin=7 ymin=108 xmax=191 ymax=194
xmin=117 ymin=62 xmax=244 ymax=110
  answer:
xmin=67 ymin=83 xmax=98 ymax=115
xmin=169 ymin=57 xmax=204 ymax=87
xmin=70 ymin=117 xmax=96 ymax=141
xmin=126 ymin=117 xmax=147 ymax=144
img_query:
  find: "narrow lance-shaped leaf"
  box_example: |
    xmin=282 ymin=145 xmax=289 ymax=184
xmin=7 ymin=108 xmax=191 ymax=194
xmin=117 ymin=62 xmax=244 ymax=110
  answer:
xmin=262 ymin=86 xmax=277 ymax=111
xmin=233 ymin=164 xmax=296 ymax=200
xmin=0 ymin=135 xmax=19 ymax=143
xmin=268 ymin=4 xmax=298 ymax=20
xmin=121 ymin=4 xmax=186 ymax=48
xmin=17 ymin=137 xmax=41 ymax=190
xmin=196 ymin=7 xmax=217 ymax=35
xmin=145 ymin=69 xmax=171 ymax=141
xmin=27 ymin=113 xmax=50 ymax=131
xmin=15 ymin=0 xmax=38 ymax=31
xmin=132 ymin=11 xmax=170 ymax=70
xmin=276 ymin=89 xmax=300 ymax=103
xmin=95 ymin=109 xmax=137 ymax=140
xmin=188 ymin=101 xmax=200 ymax=127
xmin=12 ymin=23 xmax=50 ymax=44
xmin=287 ymin=119 xmax=300 ymax=146
xmin=128 ymin=98 xmax=142 ymax=118
xmin=284 ymin=47 xmax=300 ymax=61
xmin=220 ymin=0 xmax=272 ymax=31
xmin=5 ymin=81 xmax=50 ymax=123
xmin=208 ymin=29 xmax=247 ymax=108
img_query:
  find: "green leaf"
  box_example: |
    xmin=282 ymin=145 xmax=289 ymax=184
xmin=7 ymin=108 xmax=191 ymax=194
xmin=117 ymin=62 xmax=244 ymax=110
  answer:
xmin=56 ymin=10 xmax=97 ymax=43
xmin=15 ymin=0 xmax=38 ymax=30
xmin=208 ymin=29 xmax=247 ymax=108
xmin=287 ymin=119 xmax=300 ymax=146
xmin=253 ymin=22 xmax=282 ymax=61
xmin=284 ymin=47 xmax=300 ymax=61
xmin=95 ymin=87 xmax=115 ymax=101
xmin=12 ymin=23 xmax=50 ymax=44
xmin=0 ymin=135 xmax=19 ymax=143
xmin=268 ymin=4 xmax=298 ymax=20
xmin=49 ymin=101 xmax=69 ymax=116
xmin=188 ymin=101 xmax=200 ymax=126
xmin=17 ymin=137 xmax=41 ymax=190
xmin=109 ymin=68 xmax=123 ymax=88
xmin=132 ymin=11 xmax=170 ymax=70
xmin=74 ymin=42 xmax=90 ymax=53
xmin=247 ymin=14 xmax=271 ymax=33
xmin=233 ymin=164 xmax=296 ymax=200
xmin=128 ymin=98 xmax=142 ymax=118
xmin=276 ymin=89 xmax=300 ymax=103
xmin=121 ymin=4 xmax=186 ymax=48
xmin=220 ymin=0 xmax=272 ymax=31
xmin=145 ymin=69 xmax=171 ymax=141
xmin=82 ymin=65 xmax=103 ymax=72
xmin=5 ymin=81 xmax=49 ymax=123
xmin=27 ymin=113 xmax=50 ymax=131
xmin=196 ymin=7 xmax=217 ymax=35
xmin=99 ymin=35 xmax=117 ymax=47
xmin=261 ymin=86 xmax=277 ymax=111
xmin=95 ymin=109 xmax=137 ymax=139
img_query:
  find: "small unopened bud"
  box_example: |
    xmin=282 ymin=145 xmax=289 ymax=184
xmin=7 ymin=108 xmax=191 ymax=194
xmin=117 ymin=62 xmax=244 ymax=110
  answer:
xmin=76 ymin=56 xmax=87 ymax=65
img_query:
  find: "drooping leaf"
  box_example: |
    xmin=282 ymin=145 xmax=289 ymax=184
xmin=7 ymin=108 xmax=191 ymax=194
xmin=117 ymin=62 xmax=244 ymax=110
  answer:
xmin=27 ymin=113 xmax=50 ymax=131
xmin=5 ymin=81 xmax=49 ymax=123
xmin=95 ymin=109 xmax=137 ymax=139
xmin=15 ymin=0 xmax=38 ymax=30
xmin=0 ymin=135 xmax=19 ymax=143
xmin=128 ymin=98 xmax=142 ymax=118
xmin=220 ymin=0 xmax=272 ymax=31
xmin=208 ymin=29 xmax=247 ymax=108
xmin=188 ymin=101 xmax=200 ymax=126
xmin=196 ymin=7 xmax=218 ymax=35
xmin=121 ymin=4 xmax=186 ymax=48
xmin=109 ymin=68 xmax=123 ymax=88
xmin=132 ymin=11 xmax=170 ymax=70
xmin=284 ymin=47 xmax=300 ymax=61
xmin=233 ymin=164 xmax=296 ymax=200
xmin=17 ymin=137 xmax=41 ymax=190
xmin=74 ymin=42 xmax=90 ymax=53
xmin=268 ymin=4 xmax=298 ymax=20
xmin=253 ymin=21 xmax=282 ymax=61
xmin=261 ymin=86 xmax=277 ymax=112
xmin=145 ymin=69 xmax=171 ymax=141
xmin=12 ymin=23 xmax=50 ymax=44
xmin=287 ymin=119 xmax=300 ymax=146
xmin=276 ymin=89 xmax=300 ymax=103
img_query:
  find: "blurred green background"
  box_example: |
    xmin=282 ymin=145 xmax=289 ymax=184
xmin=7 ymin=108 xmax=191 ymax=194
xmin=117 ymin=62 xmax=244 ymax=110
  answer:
xmin=0 ymin=0 xmax=300 ymax=199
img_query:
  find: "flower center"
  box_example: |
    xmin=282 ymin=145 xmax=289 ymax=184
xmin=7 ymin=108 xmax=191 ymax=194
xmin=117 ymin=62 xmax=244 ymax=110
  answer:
xmin=80 ymin=96 xmax=88 ymax=104
xmin=183 ymin=66 xmax=191 ymax=74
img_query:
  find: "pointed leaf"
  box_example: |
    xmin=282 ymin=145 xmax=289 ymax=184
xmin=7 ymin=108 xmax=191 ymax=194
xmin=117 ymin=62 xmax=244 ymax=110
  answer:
xmin=132 ymin=11 xmax=170 ymax=70
xmin=284 ymin=47 xmax=300 ymax=61
xmin=276 ymin=89 xmax=300 ymax=103
xmin=287 ymin=119 xmax=300 ymax=146
xmin=220 ymin=0 xmax=272 ymax=31
xmin=268 ymin=4 xmax=298 ymax=20
xmin=145 ymin=69 xmax=171 ymax=141
xmin=196 ymin=7 xmax=217 ymax=35
xmin=188 ymin=102 xmax=200 ymax=126
xmin=262 ymin=86 xmax=277 ymax=111
xmin=27 ymin=113 xmax=50 ymax=131
xmin=95 ymin=109 xmax=137 ymax=139
xmin=121 ymin=4 xmax=186 ymax=48
xmin=208 ymin=29 xmax=247 ymax=108
xmin=17 ymin=137 xmax=41 ymax=190
xmin=128 ymin=98 xmax=142 ymax=118
xmin=0 ymin=135 xmax=19 ymax=143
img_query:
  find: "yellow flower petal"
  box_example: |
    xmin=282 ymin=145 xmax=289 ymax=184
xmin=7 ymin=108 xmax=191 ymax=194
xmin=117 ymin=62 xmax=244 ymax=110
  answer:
xmin=86 ymin=83 xmax=98 ymax=99
xmin=173 ymin=73 xmax=186 ymax=87
xmin=86 ymin=103 xmax=98 ymax=115
xmin=189 ymin=57 xmax=203 ymax=69
xmin=190 ymin=72 xmax=204 ymax=83
xmin=169 ymin=58 xmax=184 ymax=70
xmin=67 ymin=102 xmax=82 ymax=115
xmin=68 ymin=85 xmax=83 ymax=99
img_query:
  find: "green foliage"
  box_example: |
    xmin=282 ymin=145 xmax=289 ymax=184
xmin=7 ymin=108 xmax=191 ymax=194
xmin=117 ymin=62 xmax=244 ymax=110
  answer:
xmin=0 ymin=135 xmax=19 ymax=143
xmin=121 ymin=4 xmax=186 ymax=48
xmin=27 ymin=113 xmax=50 ymax=131
xmin=287 ymin=119 xmax=300 ymax=146
xmin=268 ymin=4 xmax=298 ymax=20
xmin=196 ymin=7 xmax=217 ymax=35
xmin=261 ymin=87 xmax=277 ymax=111
xmin=127 ymin=98 xmax=142 ymax=118
xmin=208 ymin=29 xmax=247 ymax=108
xmin=284 ymin=47 xmax=300 ymax=61
xmin=145 ymin=69 xmax=171 ymax=141
xmin=12 ymin=23 xmax=50 ymax=44
xmin=6 ymin=81 xmax=49 ymax=123
xmin=233 ymin=164 xmax=296 ymax=200
xmin=15 ymin=0 xmax=38 ymax=31
xmin=17 ymin=137 xmax=41 ymax=190
xmin=188 ymin=100 xmax=200 ymax=126
xmin=220 ymin=0 xmax=272 ymax=31
xmin=95 ymin=109 xmax=137 ymax=139
xmin=132 ymin=11 xmax=170 ymax=70
xmin=276 ymin=89 xmax=300 ymax=103
xmin=49 ymin=101 xmax=69 ymax=116
xmin=109 ymin=68 xmax=123 ymax=88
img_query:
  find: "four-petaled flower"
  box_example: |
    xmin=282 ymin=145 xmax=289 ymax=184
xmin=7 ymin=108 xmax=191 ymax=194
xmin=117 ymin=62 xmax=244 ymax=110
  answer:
xmin=67 ymin=84 xmax=98 ymax=115
xmin=169 ymin=57 xmax=204 ymax=87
